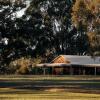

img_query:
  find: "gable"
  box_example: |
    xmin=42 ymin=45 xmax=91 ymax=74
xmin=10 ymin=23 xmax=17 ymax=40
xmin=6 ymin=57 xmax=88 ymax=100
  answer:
xmin=51 ymin=55 xmax=70 ymax=63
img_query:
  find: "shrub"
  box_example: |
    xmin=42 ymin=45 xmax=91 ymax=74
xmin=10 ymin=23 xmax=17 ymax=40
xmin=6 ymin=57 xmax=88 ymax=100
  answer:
xmin=9 ymin=56 xmax=42 ymax=74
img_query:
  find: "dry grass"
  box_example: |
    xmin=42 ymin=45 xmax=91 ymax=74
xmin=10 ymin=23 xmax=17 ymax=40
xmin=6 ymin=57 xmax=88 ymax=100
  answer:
xmin=0 ymin=91 xmax=100 ymax=100
xmin=0 ymin=75 xmax=100 ymax=80
xmin=0 ymin=75 xmax=100 ymax=100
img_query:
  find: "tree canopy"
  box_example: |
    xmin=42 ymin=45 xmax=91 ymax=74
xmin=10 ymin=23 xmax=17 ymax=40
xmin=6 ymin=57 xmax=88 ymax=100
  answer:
xmin=0 ymin=0 xmax=27 ymax=73
xmin=0 ymin=0 xmax=99 ymax=74
xmin=71 ymin=0 xmax=100 ymax=55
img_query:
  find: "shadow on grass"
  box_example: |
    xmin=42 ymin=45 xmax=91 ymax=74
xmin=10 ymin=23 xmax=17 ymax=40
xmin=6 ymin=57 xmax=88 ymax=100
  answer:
xmin=0 ymin=79 xmax=100 ymax=94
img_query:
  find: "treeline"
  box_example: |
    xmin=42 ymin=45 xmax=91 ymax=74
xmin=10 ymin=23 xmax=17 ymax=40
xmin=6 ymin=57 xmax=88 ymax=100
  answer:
xmin=0 ymin=0 xmax=100 ymax=74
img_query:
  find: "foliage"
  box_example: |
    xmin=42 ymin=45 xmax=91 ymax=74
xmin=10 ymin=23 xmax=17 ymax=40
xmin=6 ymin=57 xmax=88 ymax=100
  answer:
xmin=25 ymin=0 xmax=76 ymax=55
xmin=72 ymin=0 xmax=100 ymax=55
xmin=21 ymin=0 xmax=88 ymax=56
xmin=0 ymin=0 xmax=29 ymax=72
xmin=9 ymin=56 xmax=42 ymax=74
xmin=0 ymin=0 xmax=99 ymax=74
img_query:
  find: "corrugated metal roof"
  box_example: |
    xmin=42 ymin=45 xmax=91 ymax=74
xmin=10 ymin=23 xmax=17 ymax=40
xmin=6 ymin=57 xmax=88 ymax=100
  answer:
xmin=62 ymin=55 xmax=100 ymax=65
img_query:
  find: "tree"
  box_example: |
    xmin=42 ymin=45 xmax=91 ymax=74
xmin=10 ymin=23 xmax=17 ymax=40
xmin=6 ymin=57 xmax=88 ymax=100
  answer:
xmin=24 ymin=0 xmax=78 ymax=56
xmin=72 ymin=0 xmax=100 ymax=55
xmin=0 ymin=0 xmax=26 ymax=73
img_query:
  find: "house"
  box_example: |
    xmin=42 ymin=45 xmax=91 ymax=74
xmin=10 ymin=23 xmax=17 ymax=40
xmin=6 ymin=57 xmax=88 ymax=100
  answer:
xmin=36 ymin=55 xmax=100 ymax=75
xmin=51 ymin=55 xmax=100 ymax=75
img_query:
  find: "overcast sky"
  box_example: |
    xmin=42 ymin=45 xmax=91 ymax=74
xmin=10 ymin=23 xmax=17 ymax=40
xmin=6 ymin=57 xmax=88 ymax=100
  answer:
xmin=16 ymin=0 xmax=31 ymax=18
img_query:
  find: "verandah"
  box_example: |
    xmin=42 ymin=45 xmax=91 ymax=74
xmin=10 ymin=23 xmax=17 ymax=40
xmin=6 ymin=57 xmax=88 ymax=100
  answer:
xmin=32 ymin=64 xmax=100 ymax=75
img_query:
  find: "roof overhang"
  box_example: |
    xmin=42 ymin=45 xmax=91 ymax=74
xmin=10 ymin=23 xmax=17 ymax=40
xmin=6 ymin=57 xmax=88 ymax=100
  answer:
xmin=72 ymin=64 xmax=100 ymax=67
xmin=36 ymin=63 xmax=71 ymax=67
xmin=35 ymin=63 xmax=100 ymax=68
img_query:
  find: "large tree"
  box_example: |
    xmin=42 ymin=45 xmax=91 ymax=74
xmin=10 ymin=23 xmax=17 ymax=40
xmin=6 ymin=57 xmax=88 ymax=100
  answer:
xmin=24 ymin=0 xmax=86 ymax=56
xmin=71 ymin=0 xmax=100 ymax=55
xmin=0 ymin=0 xmax=27 ymax=73
xmin=0 ymin=0 xmax=92 ymax=74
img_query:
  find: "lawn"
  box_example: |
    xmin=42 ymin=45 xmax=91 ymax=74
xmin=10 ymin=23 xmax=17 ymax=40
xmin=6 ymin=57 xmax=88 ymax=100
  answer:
xmin=0 ymin=75 xmax=100 ymax=100
xmin=0 ymin=91 xmax=100 ymax=100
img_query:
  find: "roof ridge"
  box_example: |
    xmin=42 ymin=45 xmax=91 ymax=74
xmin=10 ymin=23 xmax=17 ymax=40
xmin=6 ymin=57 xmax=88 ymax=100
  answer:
xmin=62 ymin=55 xmax=100 ymax=57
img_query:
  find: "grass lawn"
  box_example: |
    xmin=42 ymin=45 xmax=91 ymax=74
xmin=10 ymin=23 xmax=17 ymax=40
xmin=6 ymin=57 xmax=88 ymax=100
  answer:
xmin=0 ymin=75 xmax=100 ymax=100
xmin=0 ymin=91 xmax=100 ymax=100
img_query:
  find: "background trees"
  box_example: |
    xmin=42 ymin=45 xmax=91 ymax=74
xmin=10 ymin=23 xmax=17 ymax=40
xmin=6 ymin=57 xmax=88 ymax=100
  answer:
xmin=0 ymin=0 xmax=27 ymax=73
xmin=0 ymin=0 xmax=99 ymax=74
xmin=24 ymin=0 xmax=74 ymax=55
xmin=24 ymin=0 xmax=89 ymax=56
xmin=71 ymin=0 xmax=100 ymax=55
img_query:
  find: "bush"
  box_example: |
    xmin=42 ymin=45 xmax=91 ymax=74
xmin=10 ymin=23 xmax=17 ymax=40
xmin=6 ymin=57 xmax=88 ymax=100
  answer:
xmin=9 ymin=56 xmax=42 ymax=74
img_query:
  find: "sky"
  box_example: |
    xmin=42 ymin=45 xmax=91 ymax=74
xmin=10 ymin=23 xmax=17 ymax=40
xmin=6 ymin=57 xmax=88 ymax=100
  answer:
xmin=16 ymin=0 xmax=31 ymax=18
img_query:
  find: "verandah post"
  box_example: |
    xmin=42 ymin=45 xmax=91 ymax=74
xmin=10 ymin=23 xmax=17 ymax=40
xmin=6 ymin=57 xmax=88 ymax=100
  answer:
xmin=94 ymin=67 xmax=97 ymax=76
xmin=43 ymin=67 xmax=46 ymax=75
xmin=70 ymin=66 xmax=73 ymax=75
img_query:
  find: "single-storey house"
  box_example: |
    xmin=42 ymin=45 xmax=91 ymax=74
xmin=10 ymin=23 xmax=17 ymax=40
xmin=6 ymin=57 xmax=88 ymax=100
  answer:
xmin=36 ymin=55 xmax=100 ymax=75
